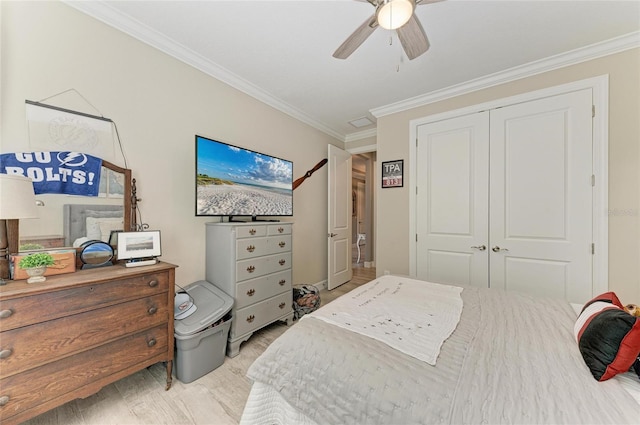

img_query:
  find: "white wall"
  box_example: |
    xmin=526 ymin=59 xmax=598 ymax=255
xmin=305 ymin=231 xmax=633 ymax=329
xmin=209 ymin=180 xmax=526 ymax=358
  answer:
xmin=1 ymin=1 xmax=340 ymax=287
xmin=376 ymin=48 xmax=640 ymax=302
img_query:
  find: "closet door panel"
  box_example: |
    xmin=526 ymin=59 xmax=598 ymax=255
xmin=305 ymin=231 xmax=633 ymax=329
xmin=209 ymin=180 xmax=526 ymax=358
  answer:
xmin=489 ymin=89 xmax=593 ymax=303
xmin=416 ymin=112 xmax=489 ymax=287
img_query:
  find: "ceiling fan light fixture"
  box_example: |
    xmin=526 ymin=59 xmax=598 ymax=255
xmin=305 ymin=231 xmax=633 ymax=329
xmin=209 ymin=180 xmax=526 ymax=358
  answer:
xmin=377 ymin=0 xmax=415 ymax=30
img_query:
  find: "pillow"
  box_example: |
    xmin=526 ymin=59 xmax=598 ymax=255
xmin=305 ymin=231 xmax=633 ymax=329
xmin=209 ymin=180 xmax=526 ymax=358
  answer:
xmin=574 ymin=292 xmax=640 ymax=381
xmin=99 ymin=220 xmax=124 ymax=242
xmin=86 ymin=216 xmax=123 ymax=240
xmin=580 ymin=291 xmax=623 ymax=312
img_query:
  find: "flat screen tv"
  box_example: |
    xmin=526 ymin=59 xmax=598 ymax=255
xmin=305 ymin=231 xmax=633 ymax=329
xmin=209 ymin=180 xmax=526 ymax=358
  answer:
xmin=196 ymin=135 xmax=293 ymax=220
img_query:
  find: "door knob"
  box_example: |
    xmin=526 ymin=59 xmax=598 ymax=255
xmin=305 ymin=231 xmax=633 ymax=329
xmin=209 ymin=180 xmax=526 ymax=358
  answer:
xmin=492 ymin=246 xmax=509 ymax=252
xmin=471 ymin=245 xmax=486 ymax=251
xmin=328 ymin=233 xmax=338 ymax=237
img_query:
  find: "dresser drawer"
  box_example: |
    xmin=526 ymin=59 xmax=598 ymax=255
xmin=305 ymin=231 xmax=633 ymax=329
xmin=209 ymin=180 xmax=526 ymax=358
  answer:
xmin=0 ymin=272 xmax=169 ymax=331
xmin=236 ymin=253 xmax=292 ymax=282
xmin=236 ymin=226 xmax=267 ymax=238
xmin=232 ymin=291 xmax=292 ymax=338
xmin=0 ymin=324 xmax=168 ymax=423
xmin=236 ymin=235 xmax=292 ymax=260
xmin=0 ymin=294 xmax=168 ymax=379
xmin=235 ymin=270 xmax=292 ymax=309
xmin=236 ymin=237 xmax=270 ymax=260
xmin=267 ymin=224 xmax=291 ymax=235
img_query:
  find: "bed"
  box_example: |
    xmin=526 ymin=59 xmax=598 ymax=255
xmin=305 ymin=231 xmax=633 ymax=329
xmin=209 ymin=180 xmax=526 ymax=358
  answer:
xmin=62 ymin=204 xmax=124 ymax=246
xmin=242 ymin=275 xmax=640 ymax=424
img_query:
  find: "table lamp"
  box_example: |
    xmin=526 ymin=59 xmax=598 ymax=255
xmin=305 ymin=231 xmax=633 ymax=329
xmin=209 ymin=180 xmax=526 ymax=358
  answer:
xmin=0 ymin=174 xmax=39 ymax=283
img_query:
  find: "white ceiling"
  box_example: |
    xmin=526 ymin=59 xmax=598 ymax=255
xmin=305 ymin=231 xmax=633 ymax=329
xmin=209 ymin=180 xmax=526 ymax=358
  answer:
xmin=67 ymin=0 xmax=640 ymax=141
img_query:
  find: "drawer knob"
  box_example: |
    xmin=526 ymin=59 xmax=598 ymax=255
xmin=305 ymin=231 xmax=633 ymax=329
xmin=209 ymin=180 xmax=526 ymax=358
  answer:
xmin=249 ymin=229 xmax=256 ymax=235
xmin=279 ymin=241 xmax=286 ymax=248
xmin=247 ymin=265 xmax=255 ymax=273
xmin=246 ymin=245 xmax=255 ymax=253
xmin=0 ymin=395 xmax=9 ymax=407
xmin=247 ymin=289 xmax=255 ymax=296
xmin=278 ymin=227 xmax=284 ymax=233
xmin=147 ymin=338 xmax=157 ymax=348
xmin=246 ymin=314 xmax=255 ymax=323
xmin=148 ymin=280 xmax=159 ymax=287
xmin=279 ymin=259 xmax=286 ymax=266
xmin=279 ymin=302 xmax=286 ymax=309
xmin=279 ymin=279 xmax=286 ymax=286
xmin=0 ymin=349 xmax=13 ymax=359
xmin=148 ymin=306 xmax=158 ymax=315
xmin=0 ymin=309 xmax=13 ymax=319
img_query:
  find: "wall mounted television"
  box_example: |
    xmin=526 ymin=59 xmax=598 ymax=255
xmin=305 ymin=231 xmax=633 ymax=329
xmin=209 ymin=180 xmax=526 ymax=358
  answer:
xmin=195 ymin=135 xmax=293 ymax=221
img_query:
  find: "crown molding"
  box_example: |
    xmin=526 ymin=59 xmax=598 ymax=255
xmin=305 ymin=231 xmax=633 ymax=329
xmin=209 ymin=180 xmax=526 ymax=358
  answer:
xmin=371 ymin=31 xmax=640 ymax=118
xmin=344 ymin=128 xmax=377 ymax=143
xmin=63 ymin=1 xmax=344 ymax=141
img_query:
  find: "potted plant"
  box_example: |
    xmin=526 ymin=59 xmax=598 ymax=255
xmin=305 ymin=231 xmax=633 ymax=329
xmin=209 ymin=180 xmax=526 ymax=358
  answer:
xmin=18 ymin=252 xmax=55 ymax=283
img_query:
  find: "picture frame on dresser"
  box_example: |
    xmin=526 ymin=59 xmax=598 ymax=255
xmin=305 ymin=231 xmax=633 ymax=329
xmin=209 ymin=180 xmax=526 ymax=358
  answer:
xmin=117 ymin=230 xmax=161 ymax=261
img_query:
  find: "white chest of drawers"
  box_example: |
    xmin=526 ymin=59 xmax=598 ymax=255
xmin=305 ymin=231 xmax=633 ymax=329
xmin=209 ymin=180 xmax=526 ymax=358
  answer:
xmin=205 ymin=222 xmax=294 ymax=357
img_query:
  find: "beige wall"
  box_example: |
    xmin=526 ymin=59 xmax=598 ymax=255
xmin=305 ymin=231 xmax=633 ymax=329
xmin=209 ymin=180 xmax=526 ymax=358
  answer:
xmin=1 ymin=1 xmax=340 ymax=287
xmin=376 ymin=48 xmax=640 ymax=301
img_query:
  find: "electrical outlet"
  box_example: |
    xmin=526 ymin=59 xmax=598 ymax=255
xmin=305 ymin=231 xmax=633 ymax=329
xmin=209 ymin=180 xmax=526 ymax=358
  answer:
xmin=358 ymin=233 xmax=366 ymax=241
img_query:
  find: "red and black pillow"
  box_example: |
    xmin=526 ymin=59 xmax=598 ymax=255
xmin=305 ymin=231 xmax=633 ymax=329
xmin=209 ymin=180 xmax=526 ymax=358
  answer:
xmin=574 ymin=292 xmax=640 ymax=381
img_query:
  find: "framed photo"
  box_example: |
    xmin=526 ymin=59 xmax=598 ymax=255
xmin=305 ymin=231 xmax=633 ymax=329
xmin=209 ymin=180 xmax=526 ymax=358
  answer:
xmin=382 ymin=160 xmax=403 ymax=188
xmin=116 ymin=230 xmax=161 ymax=260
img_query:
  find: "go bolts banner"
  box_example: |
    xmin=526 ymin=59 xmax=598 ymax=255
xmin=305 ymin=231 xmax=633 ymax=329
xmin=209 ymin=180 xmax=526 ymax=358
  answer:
xmin=0 ymin=151 xmax=102 ymax=196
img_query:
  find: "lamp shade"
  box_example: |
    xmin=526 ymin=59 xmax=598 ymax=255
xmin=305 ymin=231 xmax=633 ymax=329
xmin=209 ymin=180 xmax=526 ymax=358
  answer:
xmin=377 ymin=0 xmax=414 ymax=30
xmin=0 ymin=174 xmax=39 ymax=219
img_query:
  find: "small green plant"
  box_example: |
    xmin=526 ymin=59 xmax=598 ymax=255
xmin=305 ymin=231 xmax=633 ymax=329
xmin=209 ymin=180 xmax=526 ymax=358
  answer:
xmin=18 ymin=252 xmax=55 ymax=269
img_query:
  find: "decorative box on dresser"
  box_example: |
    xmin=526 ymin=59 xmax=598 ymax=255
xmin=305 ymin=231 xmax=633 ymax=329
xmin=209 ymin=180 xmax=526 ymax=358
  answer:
xmin=0 ymin=261 xmax=177 ymax=425
xmin=205 ymin=222 xmax=294 ymax=357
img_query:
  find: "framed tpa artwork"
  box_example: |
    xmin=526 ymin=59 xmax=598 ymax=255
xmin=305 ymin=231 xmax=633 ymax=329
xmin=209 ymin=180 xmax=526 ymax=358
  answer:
xmin=381 ymin=160 xmax=403 ymax=188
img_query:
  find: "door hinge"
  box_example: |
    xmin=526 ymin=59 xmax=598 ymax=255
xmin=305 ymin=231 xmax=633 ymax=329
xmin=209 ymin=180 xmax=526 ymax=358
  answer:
xmin=592 ymin=105 xmax=595 ymax=118
xmin=591 ymin=243 xmax=595 ymax=255
xmin=591 ymin=174 xmax=595 ymax=187
xmin=416 ymin=234 xmax=418 ymax=242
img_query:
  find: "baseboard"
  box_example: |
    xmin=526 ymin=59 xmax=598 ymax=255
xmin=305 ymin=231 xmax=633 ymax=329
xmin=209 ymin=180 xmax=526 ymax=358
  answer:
xmin=312 ymin=279 xmax=328 ymax=291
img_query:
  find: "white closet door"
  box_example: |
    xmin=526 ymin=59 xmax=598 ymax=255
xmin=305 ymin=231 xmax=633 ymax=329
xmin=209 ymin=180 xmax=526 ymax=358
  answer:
xmin=489 ymin=89 xmax=593 ymax=303
xmin=416 ymin=112 xmax=489 ymax=287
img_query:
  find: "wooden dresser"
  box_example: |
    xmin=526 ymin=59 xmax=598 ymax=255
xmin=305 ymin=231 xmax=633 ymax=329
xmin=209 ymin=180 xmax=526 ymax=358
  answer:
xmin=205 ymin=222 xmax=293 ymax=357
xmin=0 ymin=261 xmax=176 ymax=425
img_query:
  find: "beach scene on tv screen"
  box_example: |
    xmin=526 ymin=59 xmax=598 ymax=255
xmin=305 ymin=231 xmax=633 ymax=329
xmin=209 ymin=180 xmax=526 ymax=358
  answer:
xmin=196 ymin=137 xmax=293 ymax=216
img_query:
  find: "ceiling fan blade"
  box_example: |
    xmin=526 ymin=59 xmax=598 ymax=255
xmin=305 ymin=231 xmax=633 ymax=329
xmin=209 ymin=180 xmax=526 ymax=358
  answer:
xmin=416 ymin=0 xmax=445 ymax=6
xmin=333 ymin=15 xmax=378 ymax=59
xmin=396 ymin=14 xmax=430 ymax=60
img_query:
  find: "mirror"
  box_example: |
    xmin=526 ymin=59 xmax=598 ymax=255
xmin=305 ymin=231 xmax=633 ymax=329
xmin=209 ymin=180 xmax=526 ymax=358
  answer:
xmin=10 ymin=160 xmax=135 ymax=253
xmin=79 ymin=240 xmax=115 ymax=269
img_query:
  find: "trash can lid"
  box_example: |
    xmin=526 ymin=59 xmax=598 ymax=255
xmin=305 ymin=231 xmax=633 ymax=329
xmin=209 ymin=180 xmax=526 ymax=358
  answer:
xmin=174 ymin=280 xmax=234 ymax=336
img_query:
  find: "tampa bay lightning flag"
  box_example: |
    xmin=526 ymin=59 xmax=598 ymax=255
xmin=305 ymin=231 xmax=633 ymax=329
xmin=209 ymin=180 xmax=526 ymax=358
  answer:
xmin=0 ymin=152 xmax=102 ymax=196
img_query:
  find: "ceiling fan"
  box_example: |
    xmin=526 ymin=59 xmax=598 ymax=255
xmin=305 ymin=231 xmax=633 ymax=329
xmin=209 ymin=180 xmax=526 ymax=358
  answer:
xmin=333 ymin=0 xmax=440 ymax=60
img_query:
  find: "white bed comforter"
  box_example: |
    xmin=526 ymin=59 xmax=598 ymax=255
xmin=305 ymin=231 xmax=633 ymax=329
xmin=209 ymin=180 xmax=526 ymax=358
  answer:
xmin=246 ymin=279 xmax=640 ymax=424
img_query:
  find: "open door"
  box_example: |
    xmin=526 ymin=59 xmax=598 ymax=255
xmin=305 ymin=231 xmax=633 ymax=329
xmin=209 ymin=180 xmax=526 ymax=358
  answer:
xmin=328 ymin=144 xmax=352 ymax=290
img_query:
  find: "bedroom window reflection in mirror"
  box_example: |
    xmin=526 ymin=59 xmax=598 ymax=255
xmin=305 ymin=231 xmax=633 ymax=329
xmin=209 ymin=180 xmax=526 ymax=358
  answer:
xmin=99 ymin=168 xmax=125 ymax=199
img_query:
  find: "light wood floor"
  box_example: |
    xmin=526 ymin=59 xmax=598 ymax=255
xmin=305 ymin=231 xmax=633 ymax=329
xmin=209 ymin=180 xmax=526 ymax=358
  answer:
xmin=25 ymin=266 xmax=377 ymax=425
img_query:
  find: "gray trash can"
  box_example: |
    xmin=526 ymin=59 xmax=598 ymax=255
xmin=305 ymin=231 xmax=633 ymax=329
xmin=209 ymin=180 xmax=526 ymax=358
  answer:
xmin=174 ymin=280 xmax=234 ymax=383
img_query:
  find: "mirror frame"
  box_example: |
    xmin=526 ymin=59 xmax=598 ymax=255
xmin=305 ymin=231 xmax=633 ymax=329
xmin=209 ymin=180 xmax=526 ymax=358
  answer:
xmin=7 ymin=160 xmax=136 ymax=256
